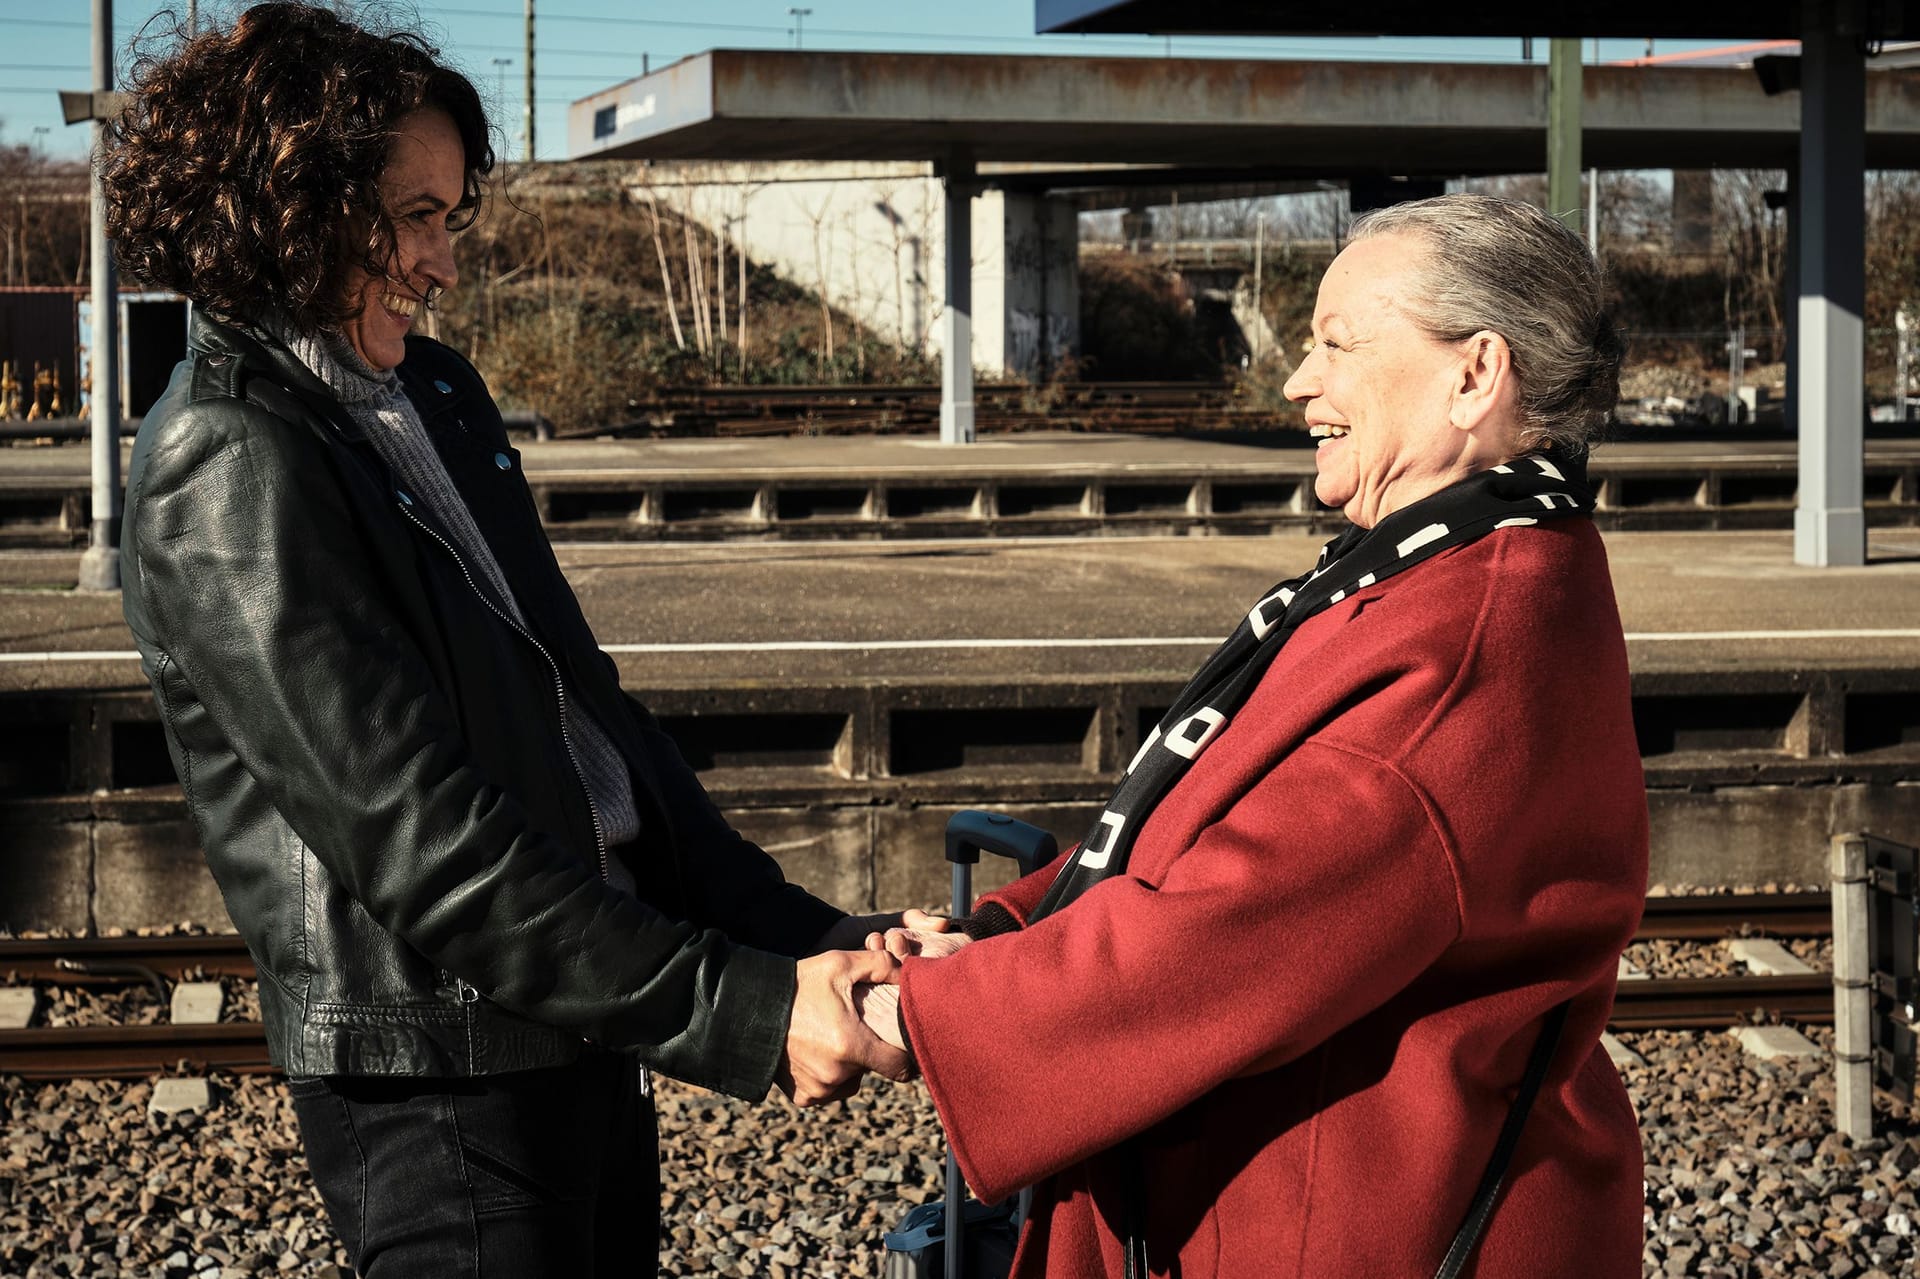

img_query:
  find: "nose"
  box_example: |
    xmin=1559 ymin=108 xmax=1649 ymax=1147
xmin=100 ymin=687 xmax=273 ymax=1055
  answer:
xmin=1282 ymin=347 xmax=1319 ymax=403
xmin=415 ymin=225 xmax=458 ymax=296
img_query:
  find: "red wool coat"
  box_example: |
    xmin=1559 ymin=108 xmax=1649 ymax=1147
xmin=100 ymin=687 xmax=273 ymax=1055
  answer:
xmin=900 ymin=519 xmax=1649 ymax=1279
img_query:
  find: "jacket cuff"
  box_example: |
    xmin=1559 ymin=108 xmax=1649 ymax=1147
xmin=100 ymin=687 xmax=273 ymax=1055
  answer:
xmin=733 ymin=888 xmax=849 ymax=960
xmin=701 ymin=944 xmax=797 ymax=1100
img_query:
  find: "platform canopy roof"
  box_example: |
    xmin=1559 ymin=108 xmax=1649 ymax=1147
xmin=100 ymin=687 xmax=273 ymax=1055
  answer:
xmin=569 ymin=49 xmax=1920 ymax=172
xmin=1035 ymin=0 xmax=1920 ymax=39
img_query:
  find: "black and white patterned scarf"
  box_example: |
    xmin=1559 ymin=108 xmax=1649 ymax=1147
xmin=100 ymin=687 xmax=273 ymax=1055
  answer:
xmin=1027 ymin=452 xmax=1595 ymax=923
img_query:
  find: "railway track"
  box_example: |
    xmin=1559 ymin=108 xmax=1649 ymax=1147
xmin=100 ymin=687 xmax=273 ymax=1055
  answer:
xmin=564 ymin=380 xmax=1299 ymax=440
xmin=0 ymin=893 xmax=1845 ymax=1078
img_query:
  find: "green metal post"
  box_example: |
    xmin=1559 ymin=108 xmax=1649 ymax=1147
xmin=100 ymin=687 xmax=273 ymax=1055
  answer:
xmin=1547 ymin=37 xmax=1583 ymax=232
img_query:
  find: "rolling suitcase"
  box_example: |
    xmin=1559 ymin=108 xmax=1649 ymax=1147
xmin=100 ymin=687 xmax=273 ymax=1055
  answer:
xmin=881 ymin=810 xmax=1057 ymax=1279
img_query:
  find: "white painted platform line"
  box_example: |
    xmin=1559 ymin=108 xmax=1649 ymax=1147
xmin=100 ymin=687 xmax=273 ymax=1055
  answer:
xmin=1731 ymin=1026 xmax=1824 ymax=1060
xmin=1624 ymin=629 xmax=1920 ymax=642
xmin=0 ymin=987 xmax=38 ymax=1029
xmin=169 ymin=981 xmax=223 ymax=1026
xmin=1602 ymin=1033 xmax=1647 ymax=1069
xmin=600 ymin=637 xmax=1221 ymax=653
xmin=148 ymin=1077 xmax=212 ymax=1116
xmin=1617 ymin=956 xmax=1649 ymax=981
xmin=5 ymin=628 xmax=1920 ymax=664
xmin=1727 ymin=938 xmax=1817 ymax=976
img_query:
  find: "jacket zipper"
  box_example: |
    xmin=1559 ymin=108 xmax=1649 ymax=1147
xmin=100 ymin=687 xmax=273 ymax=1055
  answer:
xmin=397 ymin=500 xmax=610 ymax=882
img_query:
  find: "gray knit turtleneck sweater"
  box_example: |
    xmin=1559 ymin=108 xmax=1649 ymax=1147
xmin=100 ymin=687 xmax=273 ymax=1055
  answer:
xmin=256 ymin=314 xmax=640 ymax=889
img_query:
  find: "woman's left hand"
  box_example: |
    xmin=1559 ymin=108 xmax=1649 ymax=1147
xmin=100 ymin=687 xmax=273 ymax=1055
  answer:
xmin=866 ymin=922 xmax=971 ymax=961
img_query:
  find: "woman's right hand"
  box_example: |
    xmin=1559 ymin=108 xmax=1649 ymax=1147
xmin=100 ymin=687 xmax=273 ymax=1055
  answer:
xmin=854 ymin=981 xmax=907 ymax=1053
xmin=776 ymin=950 xmax=910 ymax=1107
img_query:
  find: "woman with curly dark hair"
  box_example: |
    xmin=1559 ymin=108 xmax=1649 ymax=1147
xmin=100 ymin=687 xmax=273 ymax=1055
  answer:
xmin=108 ymin=5 xmax=924 ymax=1274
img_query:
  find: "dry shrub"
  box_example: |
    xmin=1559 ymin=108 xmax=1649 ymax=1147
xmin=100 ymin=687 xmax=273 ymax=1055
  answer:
xmin=1077 ymin=255 xmax=1214 ymax=380
xmin=474 ymin=304 xmax=648 ymax=436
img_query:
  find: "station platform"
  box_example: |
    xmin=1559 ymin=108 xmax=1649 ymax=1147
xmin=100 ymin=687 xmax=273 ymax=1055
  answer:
xmin=3 ymin=510 xmax=1918 ymax=933
xmin=4 ymin=430 xmax=1920 ymax=546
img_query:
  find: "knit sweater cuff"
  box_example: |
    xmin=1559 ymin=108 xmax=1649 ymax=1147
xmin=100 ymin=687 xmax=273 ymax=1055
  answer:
xmin=957 ymin=902 xmax=1022 ymax=941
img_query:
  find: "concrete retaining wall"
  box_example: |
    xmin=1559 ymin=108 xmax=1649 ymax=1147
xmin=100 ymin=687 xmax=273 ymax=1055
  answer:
xmin=9 ymin=449 xmax=1919 ymax=549
xmin=4 ymin=667 xmax=1918 ymax=933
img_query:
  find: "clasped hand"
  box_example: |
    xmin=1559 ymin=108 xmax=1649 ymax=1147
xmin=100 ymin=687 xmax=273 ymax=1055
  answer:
xmin=775 ymin=910 xmax=972 ymax=1106
xmin=851 ymin=918 xmax=973 ymax=1055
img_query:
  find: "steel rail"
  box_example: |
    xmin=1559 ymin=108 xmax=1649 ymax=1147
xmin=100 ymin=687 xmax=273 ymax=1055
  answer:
xmin=1609 ymin=974 xmax=1834 ymax=1030
xmin=0 ymin=975 xmax=1837 ymax=1079
xmin=0 ymin=935 xmax=255 ymax=983
xmin=0 ymin=1023 xmax=273 ymax=1080
xmin=1634 ymin=892 xmax=1832 ymax=940
xmin=1 ymin=891 xmax=1833 ymax=987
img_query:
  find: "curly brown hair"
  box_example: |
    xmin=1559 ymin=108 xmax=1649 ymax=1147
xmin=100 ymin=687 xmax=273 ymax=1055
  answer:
xmin=103 ymin=3 xmax=493 ymax=333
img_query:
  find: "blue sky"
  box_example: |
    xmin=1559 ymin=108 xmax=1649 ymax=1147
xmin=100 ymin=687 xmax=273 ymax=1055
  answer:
xmin=1 ymin=1 xmax=1742 ymax=162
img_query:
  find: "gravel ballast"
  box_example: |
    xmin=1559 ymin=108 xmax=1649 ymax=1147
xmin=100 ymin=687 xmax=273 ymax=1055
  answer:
xmin=4 ymin=1026 xmax=1918 ymax=1278
xmin=4 ymin=904 xmax=1917 ymax=1278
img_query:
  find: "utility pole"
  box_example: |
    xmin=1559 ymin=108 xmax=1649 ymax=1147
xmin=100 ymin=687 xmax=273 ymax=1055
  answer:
xmin=493 ymin=57 xmax=512 ymax=119
xmin=789 ymin=7 xmax=811 ymax=49
xmin=1546 ymin=37 xmax=1582 ymax=233
xmin=79 ymin=0 xmax=119 ymax=591
xmin=1586 ymin=40 xmax=1599 ymax=249
xmin=1251 ymin=210 xmax=1265 ymax=362
xmin=524 ymin=0 xmax=535 ymax=164
xmin=187 ymin=0 xmax=197 ymax=35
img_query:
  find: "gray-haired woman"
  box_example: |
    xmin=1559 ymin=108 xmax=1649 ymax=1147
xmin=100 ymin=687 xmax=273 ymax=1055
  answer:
xmin=867 ymin=194 xmax=1648 ymax=1278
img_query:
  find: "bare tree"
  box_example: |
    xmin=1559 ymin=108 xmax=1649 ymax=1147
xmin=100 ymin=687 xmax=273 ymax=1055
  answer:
xmin=1714 ymin=169 xmax=1788 ymax=354
xmin=0 ymin=128 xmax=88 ymax=288
xmin=799 ymin=194 xmax=835 ymax=375
xmin=641 ymin=189 xmax=687 ymax=351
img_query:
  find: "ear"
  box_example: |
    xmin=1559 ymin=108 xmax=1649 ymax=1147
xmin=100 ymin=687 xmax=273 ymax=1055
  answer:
xmin=1449 ymin=330 xmax=1516 ymax=434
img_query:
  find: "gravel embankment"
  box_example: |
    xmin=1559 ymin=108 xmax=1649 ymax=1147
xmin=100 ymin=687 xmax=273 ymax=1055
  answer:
xmin=6 ymin=1025 xmax=1917 ymax=1278
xmin=5 ymin=919 xmax=1918 ymax=1278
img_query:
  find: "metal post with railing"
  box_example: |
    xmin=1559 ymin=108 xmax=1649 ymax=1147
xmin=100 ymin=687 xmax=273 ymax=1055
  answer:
xmin=1831 ymin=833 xmax=1919 ymax=1143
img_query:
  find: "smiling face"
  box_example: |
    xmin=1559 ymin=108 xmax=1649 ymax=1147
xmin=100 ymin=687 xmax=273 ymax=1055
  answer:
xmin=338 ymin=106 xmax=465 ymax=372
xmin=1282 ymin=232 xmax=1521 ymax=528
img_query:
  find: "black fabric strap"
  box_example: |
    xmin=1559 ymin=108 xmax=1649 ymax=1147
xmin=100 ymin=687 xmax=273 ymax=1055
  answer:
xmin=1434 ymin=1000 xmax=1573 ymax=1279
xmin=1027 ymin=453 xmax=1594 ymax=928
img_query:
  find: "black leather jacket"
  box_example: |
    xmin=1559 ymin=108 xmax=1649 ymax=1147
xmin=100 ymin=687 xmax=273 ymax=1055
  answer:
xmin=121 ymin=312 xmax=841 ymax=1096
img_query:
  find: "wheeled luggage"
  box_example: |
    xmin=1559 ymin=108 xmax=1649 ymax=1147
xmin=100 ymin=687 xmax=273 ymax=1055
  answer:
xmin=880 ymin=810 xmax=1056 ymax=1279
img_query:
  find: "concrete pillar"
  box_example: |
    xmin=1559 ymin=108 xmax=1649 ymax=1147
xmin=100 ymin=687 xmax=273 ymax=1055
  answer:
xmin=1671 ymin=170 xmax=1714 ymax=255
xmin=999 ymin=193 xmax=1080 ymax=382
xmin=940 ymin=152 xmax=975 ymax=445
xmin=78 ymin=0 xmax=120 ymax=592
xmin=1546 ymin=38 xmax=1582 ymax=232
xmin=1795 ymin=4 xmax=1868 ymax=567
xmin=1831 ymin=833 xmax=1874 ymax=1141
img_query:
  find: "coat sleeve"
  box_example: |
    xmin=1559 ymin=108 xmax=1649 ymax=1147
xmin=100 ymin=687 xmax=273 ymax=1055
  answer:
xmin=615 ymin=686 xmax=846 ymax=956
xmin=899 ymin=739 xmax=1465 ymax=1202
xmin=128 ymin=401 xmax=793 ymax=1099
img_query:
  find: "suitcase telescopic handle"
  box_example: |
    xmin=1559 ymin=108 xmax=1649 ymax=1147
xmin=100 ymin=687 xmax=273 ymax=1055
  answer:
xmin=940 ymin=811 xmax=1057 ymax=1278
xmin=944 ymin=810 xmax=1058 ymax=878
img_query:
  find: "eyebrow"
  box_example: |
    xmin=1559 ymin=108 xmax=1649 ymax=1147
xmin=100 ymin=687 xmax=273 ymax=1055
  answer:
xmin=391 ymin=190 xmax=452 ymax=210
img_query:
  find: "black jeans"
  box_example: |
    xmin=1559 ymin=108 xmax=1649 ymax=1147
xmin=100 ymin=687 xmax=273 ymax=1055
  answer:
xmin=287 ymin=1050 xmax=658 ymax=1278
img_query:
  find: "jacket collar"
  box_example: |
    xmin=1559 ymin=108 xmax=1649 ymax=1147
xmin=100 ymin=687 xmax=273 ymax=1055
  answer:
xmin=189 ymin=309 xmax=373 ymax=442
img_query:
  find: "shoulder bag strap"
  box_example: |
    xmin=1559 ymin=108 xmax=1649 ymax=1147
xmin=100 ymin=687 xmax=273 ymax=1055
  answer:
xmin=1433 ymin=1000 xmax=1574 ymax=1279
